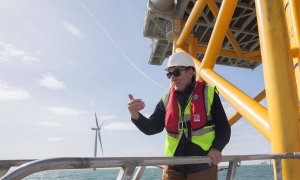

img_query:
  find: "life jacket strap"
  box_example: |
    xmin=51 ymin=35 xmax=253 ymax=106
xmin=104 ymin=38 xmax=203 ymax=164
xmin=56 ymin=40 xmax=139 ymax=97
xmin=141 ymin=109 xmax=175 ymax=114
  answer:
xmin=167 ymin=126 xmax=214 ymax=139
xmin=191 ymin=126 xmax=215 ymax=136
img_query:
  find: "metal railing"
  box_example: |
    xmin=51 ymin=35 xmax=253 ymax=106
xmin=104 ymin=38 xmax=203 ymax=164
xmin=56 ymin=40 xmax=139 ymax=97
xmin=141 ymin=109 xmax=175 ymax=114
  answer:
xmin=1 ymin=153 xmax=300 ymax=180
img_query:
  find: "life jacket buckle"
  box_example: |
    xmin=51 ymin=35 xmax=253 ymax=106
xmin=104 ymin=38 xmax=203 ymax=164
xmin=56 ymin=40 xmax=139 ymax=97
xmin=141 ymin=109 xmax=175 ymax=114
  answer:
xmin=178 ymin=121 xmax=187 ymax=130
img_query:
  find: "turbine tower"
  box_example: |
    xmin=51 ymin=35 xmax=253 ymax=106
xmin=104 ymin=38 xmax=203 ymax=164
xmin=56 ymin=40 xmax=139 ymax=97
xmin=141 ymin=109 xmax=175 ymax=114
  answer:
xmin=91 ymin=112 xmax=104 ymax=157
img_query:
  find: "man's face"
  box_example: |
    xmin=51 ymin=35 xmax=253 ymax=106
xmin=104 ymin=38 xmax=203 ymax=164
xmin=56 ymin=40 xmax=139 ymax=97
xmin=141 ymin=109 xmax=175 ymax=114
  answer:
xmin=167 ymin=66 xmax=194 ymax=92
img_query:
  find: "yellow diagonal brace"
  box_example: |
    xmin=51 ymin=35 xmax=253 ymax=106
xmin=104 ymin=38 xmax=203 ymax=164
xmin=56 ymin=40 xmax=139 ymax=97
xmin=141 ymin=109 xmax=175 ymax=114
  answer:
xmin=189 ymin=35 xmax=197 ymax=58
xmin=207 ymin=0 xmax=242 ymax=56
xmin=200 ymin=0 xmax=238 ymax=69
xmin=176 ymin=0 xmax=207 ymax=48
xmin=186 ymin=44 xmax=261 ymax=62
xmin=229 ymin=90 xmax=266 ymax=126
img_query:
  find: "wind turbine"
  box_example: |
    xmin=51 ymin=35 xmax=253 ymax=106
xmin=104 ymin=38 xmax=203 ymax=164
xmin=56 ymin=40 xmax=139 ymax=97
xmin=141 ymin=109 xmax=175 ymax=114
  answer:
xmin=91 ymin=112 xmax=104 ymax=157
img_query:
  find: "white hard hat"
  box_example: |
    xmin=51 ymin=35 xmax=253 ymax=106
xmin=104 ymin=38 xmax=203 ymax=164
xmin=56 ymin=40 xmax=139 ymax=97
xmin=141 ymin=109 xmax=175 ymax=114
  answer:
xmin=165 ymin=52 xmax=195 ymax=70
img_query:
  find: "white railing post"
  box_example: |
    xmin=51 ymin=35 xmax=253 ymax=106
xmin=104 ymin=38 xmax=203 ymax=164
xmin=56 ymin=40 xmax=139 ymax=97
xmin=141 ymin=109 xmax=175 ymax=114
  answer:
xmin=226 ymin=160 xmax=239 ymax=180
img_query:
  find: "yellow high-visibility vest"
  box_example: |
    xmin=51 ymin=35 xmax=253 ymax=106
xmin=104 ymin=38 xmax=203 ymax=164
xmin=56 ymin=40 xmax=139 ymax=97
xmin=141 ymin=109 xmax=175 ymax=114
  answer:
xmin=162 ymin=85 xmax=216 ymax=157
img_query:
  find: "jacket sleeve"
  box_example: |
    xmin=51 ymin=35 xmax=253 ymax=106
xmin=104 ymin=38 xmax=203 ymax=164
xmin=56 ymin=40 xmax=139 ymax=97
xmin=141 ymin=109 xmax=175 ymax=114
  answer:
xmin=131 ymin=99 xmax=166 ymax=135
xmin=210 ymin=91 xmax=231 ymax=151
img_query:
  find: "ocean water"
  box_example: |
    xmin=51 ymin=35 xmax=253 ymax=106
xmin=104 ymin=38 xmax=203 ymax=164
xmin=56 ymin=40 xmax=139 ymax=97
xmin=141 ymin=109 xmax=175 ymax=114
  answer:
xmin=24 ymin=165 xmax=273 ymax=180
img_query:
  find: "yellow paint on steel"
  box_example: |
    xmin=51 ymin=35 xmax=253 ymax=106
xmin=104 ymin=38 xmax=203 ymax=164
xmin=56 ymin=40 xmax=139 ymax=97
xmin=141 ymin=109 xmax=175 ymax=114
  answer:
xmin=293 ymin=58 xmax=300 ymax=103
xmin=283 ymin=0 xmax=300 ymax=118
xmin=176 ymin=0 xmax=207 ymax=48
xmin=200 ymin=68 xmax=270 ymax=140
xmin=206 ymin=0 xmax=242 ymax=56
xmin=290 ymin=0 xmax=300 ymax=48
xmin=255 ymin=0 xmax=300 ymax=179
xmin=200 ymin=0 xmax=238 ymax=69
xmin=188 ymin=35 xmax=197 ymax=58
xmin=243 ymin=50 xmax=261 ymax=59
xmin=229 ymin=90 xmax=266 ymax=126
xmin=283 ymin=0 xmax=300 ymax=65
xmin=228 ymin=112 xmax=242 ymax=126
xmin=182 ymin=44 xmax=262 ymax=62
xmin=291 ymin=47 xmax=300 ymax=59
xmin=188 ymin=44 xmax=262 ymax=62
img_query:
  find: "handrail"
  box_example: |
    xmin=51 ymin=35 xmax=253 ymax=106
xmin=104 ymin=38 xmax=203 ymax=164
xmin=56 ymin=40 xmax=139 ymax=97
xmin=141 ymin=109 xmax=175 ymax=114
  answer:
xmin=1 ymin=153 xmax=300 ymax=180
xmin=0 ymin=159 xmax=35 ymax=178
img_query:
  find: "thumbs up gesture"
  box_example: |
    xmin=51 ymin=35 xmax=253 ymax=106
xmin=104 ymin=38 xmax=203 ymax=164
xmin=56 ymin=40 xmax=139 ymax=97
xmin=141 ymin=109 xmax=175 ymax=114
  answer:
xmin=128 ymin=94 xmax=145 ymax=120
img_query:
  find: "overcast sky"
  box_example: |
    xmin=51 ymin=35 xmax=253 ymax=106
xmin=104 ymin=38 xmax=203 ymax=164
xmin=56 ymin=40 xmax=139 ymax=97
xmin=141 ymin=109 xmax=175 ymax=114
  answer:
xmin=0 ymin=0 xmax=270 ymax=162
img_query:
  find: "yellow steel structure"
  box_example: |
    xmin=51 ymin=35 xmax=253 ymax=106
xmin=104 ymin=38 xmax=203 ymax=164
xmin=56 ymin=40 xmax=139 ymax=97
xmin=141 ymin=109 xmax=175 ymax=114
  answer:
xmin=171 ymin=0 xmax=300 ymax=179
xmin=255 ymin=0 xmax=300 ymax=178
xmin=228 ymin=90 xmax=266 ymax=126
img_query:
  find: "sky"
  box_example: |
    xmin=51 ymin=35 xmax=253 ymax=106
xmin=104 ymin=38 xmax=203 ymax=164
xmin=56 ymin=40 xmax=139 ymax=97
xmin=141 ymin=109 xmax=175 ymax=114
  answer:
xmin=0 ymin=0 xmax=271 ymax=162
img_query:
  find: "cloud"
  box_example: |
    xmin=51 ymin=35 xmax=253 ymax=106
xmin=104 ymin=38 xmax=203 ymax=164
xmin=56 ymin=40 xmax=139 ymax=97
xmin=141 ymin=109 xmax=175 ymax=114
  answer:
xmin=104 ymin=121 xmax=136 ymax=130
xmin=35 ymin=121 xmax=61 ymax=127
xmin=47 ymin=106 xmax=85 ymax=116
xmin=38 ymin=73 xmax=66 ymax=89
xmin=0 ymin=80 xmax=31 ymax=101
xmin=0 ymin=41 xmax=40 ymax=64
xmin=47 ymin=137 xmax=68 ymax=142
xmin=62 ymin=21 xmax=84 ymax=39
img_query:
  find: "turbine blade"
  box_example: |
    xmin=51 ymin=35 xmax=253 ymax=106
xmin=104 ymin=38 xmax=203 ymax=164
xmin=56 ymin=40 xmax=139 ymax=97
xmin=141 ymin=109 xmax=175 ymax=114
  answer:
xmin=94 ymin=131 xmax=98 ymax=157
xmin=98 ymin=131 xmax=104 ymax=156
xmin=99 ymin=121 xmax=105 ymax=128
xmin=95 ymin=112 xmax=100 ymax=128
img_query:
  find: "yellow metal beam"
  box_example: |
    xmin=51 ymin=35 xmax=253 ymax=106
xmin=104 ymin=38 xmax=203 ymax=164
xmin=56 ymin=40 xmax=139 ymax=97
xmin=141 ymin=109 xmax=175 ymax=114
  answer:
xmin=229 ymin=90 xmax=266 ymax=126
xmin=200 ymin=68 xmax=270 ymax=140
xmin=227 ymin=112 xmax=241 ymax=126
xmin=207 ymin=0 xmax=242 ymax=56
xmin=255 ymin=0 xmax=300 ymax=179
xmin=189 ymin=35 xmax=197 ymax=58
xmin=184 ymin=44 xmax=262 ymax=62
xmin=176 ymin=0 xmax=207 ymax=48
xmin=243 ymin=50 xmax=261 ymax=58
xmin=200 ymin=0 xmax=238 ymax=69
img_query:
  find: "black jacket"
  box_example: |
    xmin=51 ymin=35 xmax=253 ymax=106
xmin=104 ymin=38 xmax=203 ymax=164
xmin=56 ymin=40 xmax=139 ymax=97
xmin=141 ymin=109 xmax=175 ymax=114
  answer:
xmin=132 ymin=81 xmax=231 ymax=174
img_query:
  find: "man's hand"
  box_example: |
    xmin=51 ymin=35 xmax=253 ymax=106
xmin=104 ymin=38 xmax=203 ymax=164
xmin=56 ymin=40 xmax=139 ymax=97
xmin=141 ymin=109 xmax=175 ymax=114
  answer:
xmin=128 ymin=94 xmax=145 ymax=120
xmin=207 ymin=148 xmax=222 ymax=166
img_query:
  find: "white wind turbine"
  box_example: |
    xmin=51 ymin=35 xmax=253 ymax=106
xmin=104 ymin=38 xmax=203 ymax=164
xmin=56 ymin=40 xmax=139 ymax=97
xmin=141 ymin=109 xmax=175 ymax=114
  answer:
xmin=91 ymin=112 xmax=104 ymax=157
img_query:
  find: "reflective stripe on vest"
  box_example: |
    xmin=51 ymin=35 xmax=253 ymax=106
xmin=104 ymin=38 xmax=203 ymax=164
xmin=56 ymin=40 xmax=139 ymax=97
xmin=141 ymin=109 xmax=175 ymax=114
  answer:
xmin=162 ymin=85 xmax=216 ymax=157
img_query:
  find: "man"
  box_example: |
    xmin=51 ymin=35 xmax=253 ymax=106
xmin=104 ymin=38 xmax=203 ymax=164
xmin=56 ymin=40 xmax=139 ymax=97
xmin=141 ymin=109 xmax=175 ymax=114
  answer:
xmin=128 ymin=52 xmax=231 ymax=180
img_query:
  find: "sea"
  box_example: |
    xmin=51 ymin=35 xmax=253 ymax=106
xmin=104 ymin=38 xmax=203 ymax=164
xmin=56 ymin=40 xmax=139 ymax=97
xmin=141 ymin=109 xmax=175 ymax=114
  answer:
xmin=23 ymin=165 xmax=273 ymax=180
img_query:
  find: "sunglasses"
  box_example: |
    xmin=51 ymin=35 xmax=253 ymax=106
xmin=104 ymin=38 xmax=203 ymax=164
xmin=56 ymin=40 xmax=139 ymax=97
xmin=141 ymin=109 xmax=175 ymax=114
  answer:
xmin=166 ymin=68 xmax=189 ymax=79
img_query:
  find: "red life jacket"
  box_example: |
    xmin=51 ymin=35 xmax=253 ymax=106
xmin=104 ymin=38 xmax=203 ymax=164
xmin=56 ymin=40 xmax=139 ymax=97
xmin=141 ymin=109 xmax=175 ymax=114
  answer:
xmin=165 ymin=81 xmax=207 ymax=133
